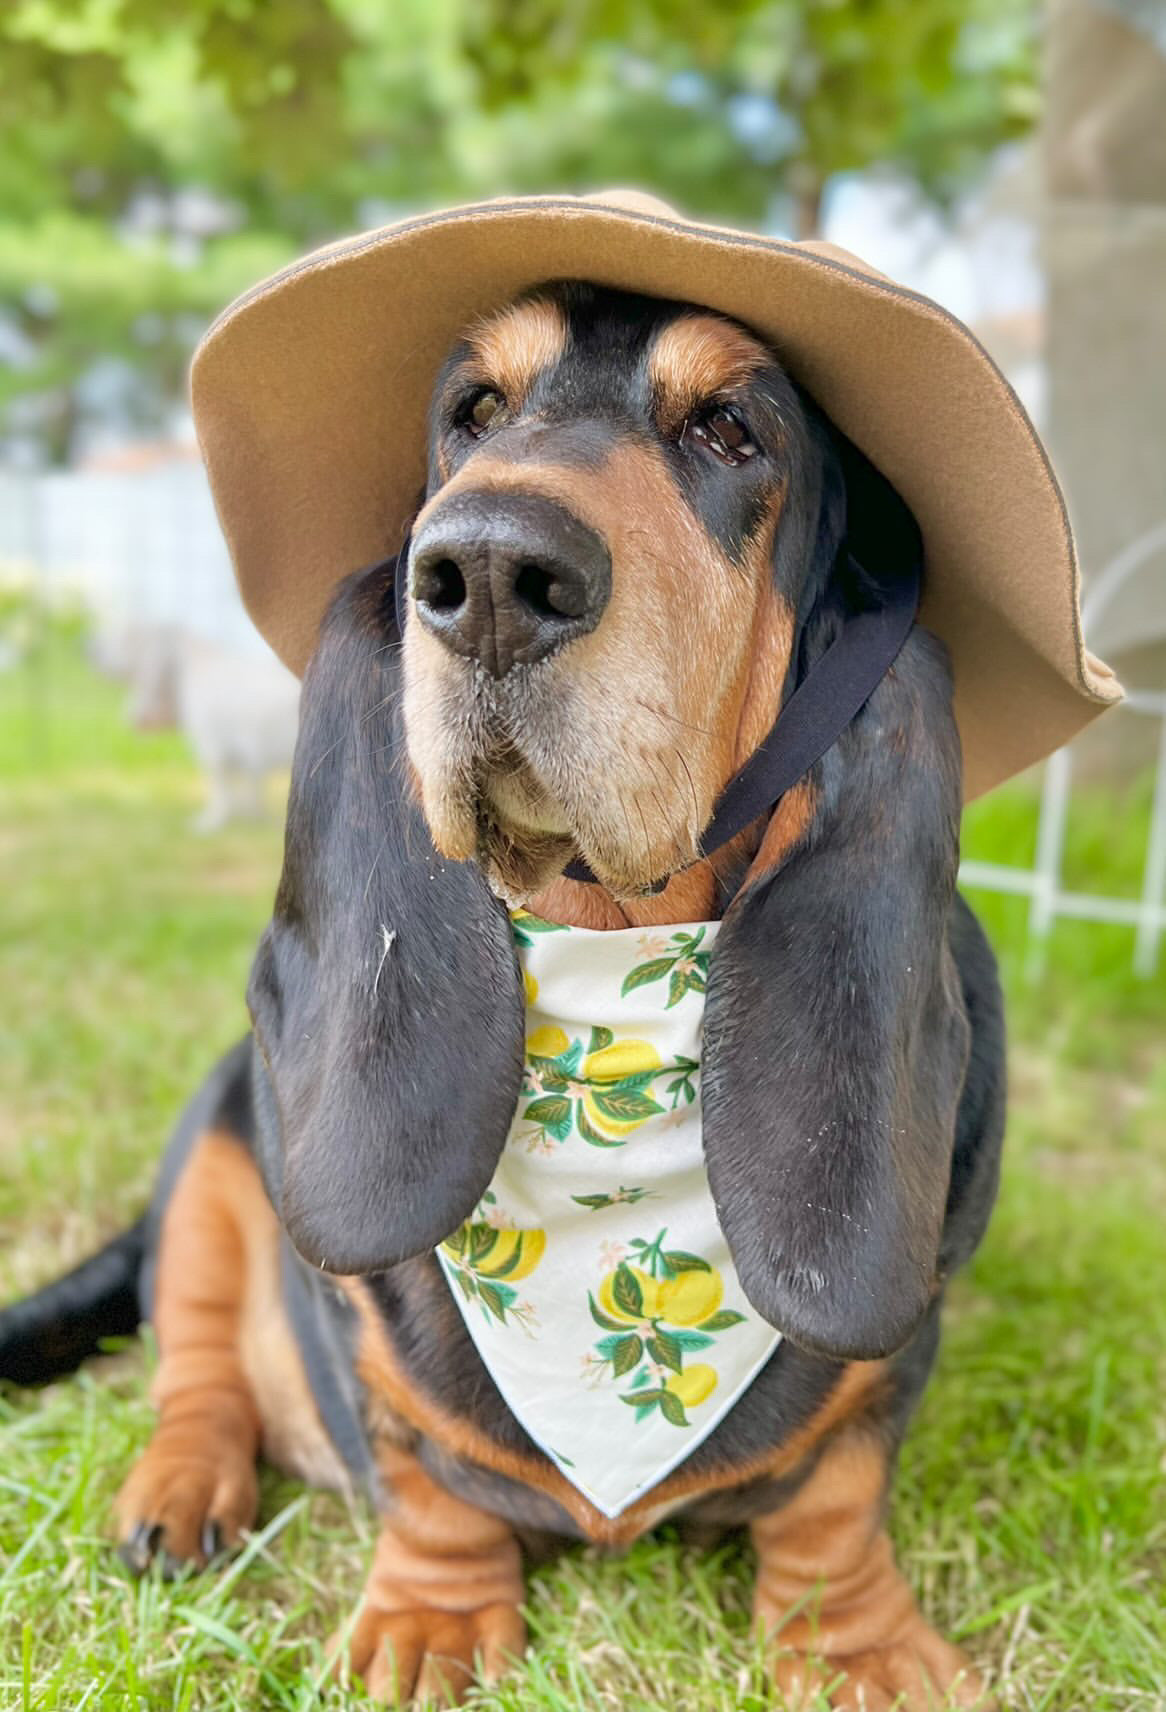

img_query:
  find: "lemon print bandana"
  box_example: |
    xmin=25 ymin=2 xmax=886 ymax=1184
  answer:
xmin=436 ymin=910 xmax=782 ymax=1520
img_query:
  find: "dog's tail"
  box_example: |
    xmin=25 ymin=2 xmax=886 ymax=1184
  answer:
xmin=0 ymin=1217 xmax=147 ymax=1386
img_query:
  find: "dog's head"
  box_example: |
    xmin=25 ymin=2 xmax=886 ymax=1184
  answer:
xmin=402 ymin=283 xmax=839 ymax=900
xmin=249 ymin=283 xmax=968 ymax=1360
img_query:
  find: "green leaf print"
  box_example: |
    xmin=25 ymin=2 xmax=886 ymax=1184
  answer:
xmin=524 ymin=1025 xmax=699 ymax=1148
xmin=611 ymin=1263 xmax=644 ymax=1318
xmin=588 ymin=1293 xmax=628 ymax=1332
xmin=656 ymin=1389 xmax=689 ymax=1427
xmin=621 ymin=927 xmax=711 ymax=1005
xmin=524 ymin=1094 xmax=572 ymax=1139
xmin=529 ymin=1039 xmax=582 ymax=1079
xmin=510 ymin=911 xmax=569 ymax=948
xmin=618 ymin=1386 xmax=690 ymax=1428
xmin=572 ymin=1187 xmax=651 ymax=1211
xmin=671 ymin=1330 xmax=715 ymax=1352
xmin=476 ymin=1280 xmax=517 ymax=1321
xmin=661 ymin=1249 xmax=711 ymax=1274
xmin=609 ymin=1070 xmax=658 ymax=1093
xmin=585 ymin=1226 xmax=747 ymax=1430
xmin=620 ymin=956 xmax=677 ymax=995
xmin=527 ymin=1062 xmax=570 ymax=1093
xmin=667 ymin=965 xmax=703 ymax=1009
xmin=590 ymin=1087 xmax=665 ymax=1125
xmin=486 ymin=1244 xmax=525 ymax=1279
xmin=443 ymin=1225 xmax=469 ymax=1260
xmin=468 ymin=1224 xmax=498 ymax=1264
xmin=664 ymin=1056 xmax=699 ymax=1109
xmin=577 ymin=1103 xmax=624 ymax=1148
xmin=611 ymin=1334 xmax=644 ymax=1377
xmin=699 ymin=1309 xmax=747 ymax=1332
xmin=440 ymin=1224 xmax=543 ymax=1332
xmin=647 ymin=1330 xmax=683 ymax=1373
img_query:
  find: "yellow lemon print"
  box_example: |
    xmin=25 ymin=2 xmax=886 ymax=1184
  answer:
xmin=442 ymin=1223 xmax=546 ymax=1283
xmin=664 ymin=1362 xmax=719 ymax=1403
xmin=583 ymin=1039 xmax=662 ymax=1081
xmin=522 ymin=968 xmax=538 ymax=1006
xmin=657 ymin=1268 xmax=724 ymax=1327
xmin=580 ymin=1038 xmax=663 ymax=1138
xmin=579 ymin=1092 xmax=645 ymax=1140
xmin=598 ymin=1264 xmax=661 ymax=1323
xmin=527 ymin=1024 xmax=569 ymax=1060
xmin=476 ymin=1227 xmax=546 ymax=1281
xmin=665 ymin=1364 xmax=718 ymax=1407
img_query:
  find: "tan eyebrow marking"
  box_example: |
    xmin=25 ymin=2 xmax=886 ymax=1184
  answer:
xmin=464 ymin=296 xmax=568 ymax=407
xmin=648 ymin=314 xmax=768 ymax=435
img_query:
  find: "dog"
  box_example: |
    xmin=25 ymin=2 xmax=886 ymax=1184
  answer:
xmin=121 ymin=626 xmax=300 ymax=830
xmin=0 ymin=281 xmax=1005 ymax=1709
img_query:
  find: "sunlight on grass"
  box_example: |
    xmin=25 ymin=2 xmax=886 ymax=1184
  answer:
xmin=1 ymin=643 xmax=1163 ymax=1710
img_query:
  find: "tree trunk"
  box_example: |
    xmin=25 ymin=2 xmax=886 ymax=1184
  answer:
xmin=792 ymin=172 xmax=824 ymax=240
xmin=43 ymin=385 xmax=81 ymax=468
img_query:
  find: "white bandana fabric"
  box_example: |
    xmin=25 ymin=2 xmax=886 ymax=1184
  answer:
xmin=435 ymin=911 xmax=782 ymax=1520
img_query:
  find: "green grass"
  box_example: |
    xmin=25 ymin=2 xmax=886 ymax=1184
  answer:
xmin=2 ymin=643 xmax=1164 ymax=1710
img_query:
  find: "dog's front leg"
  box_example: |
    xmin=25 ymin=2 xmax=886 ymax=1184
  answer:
xmin=338 ymin=1443 xmax=525 ymax=1706
xmin=752 ymin=1430 xmax=993 ymax=1710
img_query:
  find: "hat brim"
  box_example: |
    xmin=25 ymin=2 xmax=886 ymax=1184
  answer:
xmin=191 ymin=193 xmax=1121 ymax=799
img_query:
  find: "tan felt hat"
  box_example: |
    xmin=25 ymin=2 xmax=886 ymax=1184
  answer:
xmin=191 ymin=188 xmax=1121 ymax=799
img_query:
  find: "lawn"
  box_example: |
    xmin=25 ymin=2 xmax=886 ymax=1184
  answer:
xmin=1 ymin=640 xmax=1163 ymax=1711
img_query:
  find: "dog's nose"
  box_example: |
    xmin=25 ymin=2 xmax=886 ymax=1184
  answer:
xmin=409 ymin=491 xmax=612 ymax=677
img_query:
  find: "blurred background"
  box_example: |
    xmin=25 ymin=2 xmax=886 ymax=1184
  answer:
xmin=1 ymin=4 xmax=1163 ymax=1708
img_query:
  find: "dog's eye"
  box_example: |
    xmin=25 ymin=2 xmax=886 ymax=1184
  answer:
xmin=687 ymin=404 xmax=756 ymax=465
xmin=461 ymin=388 xmax=505 ymax=437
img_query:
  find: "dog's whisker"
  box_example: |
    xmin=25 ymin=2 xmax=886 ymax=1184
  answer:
xmin=359 ymin=693 xmax=396 ymax=726
xmin=634 ymin=699 xmax=715 ymax=740
xmin=673 ymin=744 xmax=702 ymax=833
xmin=568 ymin=662 xmax=714 ymax=742
xmin=363 ymin=828 xmax=392 ymax=901
xmin=632 ymin=790 xmax=655 ymax=880
xmin=307 ymin=732 xmax=347 ymax=779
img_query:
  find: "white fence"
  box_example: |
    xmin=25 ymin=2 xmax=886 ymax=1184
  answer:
xmin=960 ymin=524 xmax=1166 ymax=977
xmin=0 ymin=456 xmax=267 ymax=657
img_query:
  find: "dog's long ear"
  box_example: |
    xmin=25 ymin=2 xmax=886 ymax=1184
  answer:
xmin=702 ymin=445 xmax=968 ymax=1361
xmin=247 ymin=560 xmax=524 ymax=1275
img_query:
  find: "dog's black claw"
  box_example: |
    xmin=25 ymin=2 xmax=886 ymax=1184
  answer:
xmin=118 ymin=1521 xmax=164 ymax=1576
xmin=157 ymin=1547 xmax=193 ymax=1582
xmin=201 ymin=1520 xmax=224 ymax=1562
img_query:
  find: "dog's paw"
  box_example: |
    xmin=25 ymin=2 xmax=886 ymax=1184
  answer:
xmin=770 ymin=1621 xmax=994 ymax=1710
xmin=113 ymin=1438 xmax=259 ymax=1578
xmin=336 ymin=1600 xmax=525 ymax=1706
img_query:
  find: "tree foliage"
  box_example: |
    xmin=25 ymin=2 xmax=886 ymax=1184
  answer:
xmin=0 ymin=0 xmax=1039 ymax=462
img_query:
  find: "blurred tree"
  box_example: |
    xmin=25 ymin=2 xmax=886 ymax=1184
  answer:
xmin=0 ymin=0 xmax=1038 ymax=463
xmin=460 ymin=0 xmax=1040 ymax=235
